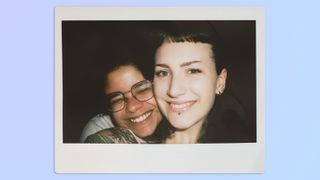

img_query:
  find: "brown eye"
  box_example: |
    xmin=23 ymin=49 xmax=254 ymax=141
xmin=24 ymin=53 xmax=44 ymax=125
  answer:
xmin=187 ymin=68 xmax=202 ymax=74
xmin=110 ymin=97 xmax=124 ymax=106
xmin=155 ymin=70 xmax=169 ymax=77
xmin=133 ymin=81 xmax=153 ymax=101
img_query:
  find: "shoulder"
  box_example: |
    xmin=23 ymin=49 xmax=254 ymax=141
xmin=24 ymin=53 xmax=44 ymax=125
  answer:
xmin=88 ymin=114 xmax=114 ymax=128
xmin=79 ymin=114 xmax=114 ymax=143
xmin=204 ymin=94 xmax=254 ymax=143
xmin=84 ymin=127 xmax=144 ymax=144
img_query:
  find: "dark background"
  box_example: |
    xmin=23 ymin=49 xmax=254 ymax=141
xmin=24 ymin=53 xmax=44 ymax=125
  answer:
xmin=62 ymin=21 xmax=256 ymax=143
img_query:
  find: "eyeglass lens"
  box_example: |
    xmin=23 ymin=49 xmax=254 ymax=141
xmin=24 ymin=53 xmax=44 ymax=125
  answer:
xmin=107 ymin=80 xmax=153 ymax=112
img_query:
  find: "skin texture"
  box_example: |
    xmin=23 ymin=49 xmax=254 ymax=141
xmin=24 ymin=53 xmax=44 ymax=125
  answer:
xmin=154 ymin=41 xmax=227 ymax=143
xmin=105 ymin=65 xmax=162 ymax=138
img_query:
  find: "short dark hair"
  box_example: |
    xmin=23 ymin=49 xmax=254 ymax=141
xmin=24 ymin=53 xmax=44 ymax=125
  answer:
xmin=149 ymin=21 xmax=225 ymax=73
xmin=147 ymin=21 xmax=228 ymax=142
xmin=95 ymin=52 xmax=153 ymax=115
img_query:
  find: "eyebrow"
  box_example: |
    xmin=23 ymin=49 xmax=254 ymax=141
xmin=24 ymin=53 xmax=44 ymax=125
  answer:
xmin=155 ymin=64 xmax=169 ymax=68
xmin=180 ymin=60 xmax=201 ymax=67
xmin=155 ymin=60 xmax=201 ymax=68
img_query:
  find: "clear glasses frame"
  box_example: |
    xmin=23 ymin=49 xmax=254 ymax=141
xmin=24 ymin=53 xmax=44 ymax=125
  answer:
xmin=105 ymin=80 xmax=154 ymax=112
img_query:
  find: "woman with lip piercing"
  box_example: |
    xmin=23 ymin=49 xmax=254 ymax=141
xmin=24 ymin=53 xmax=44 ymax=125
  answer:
xmin=152 ymin=22 xmax=251 ymax=143
xmin=85 ymin=56 xmax=163 ymax=144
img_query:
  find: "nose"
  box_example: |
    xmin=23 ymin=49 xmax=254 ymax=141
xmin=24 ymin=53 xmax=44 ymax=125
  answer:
xmin=167 ymin=74 xmax=185 ymax=98
xmin=125 ymin=96 xmax=143 ymax=113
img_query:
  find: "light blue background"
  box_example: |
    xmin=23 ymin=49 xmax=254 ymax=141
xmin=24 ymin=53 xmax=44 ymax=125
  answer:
xmin=1 ymin=0 xmax=319 ymax=179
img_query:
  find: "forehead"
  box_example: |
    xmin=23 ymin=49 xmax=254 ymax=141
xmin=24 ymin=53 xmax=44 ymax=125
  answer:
xmin=105 ymin=65 xmax=145 ymax=94
xmin=155 ymin=42 xmax=214 ymax=65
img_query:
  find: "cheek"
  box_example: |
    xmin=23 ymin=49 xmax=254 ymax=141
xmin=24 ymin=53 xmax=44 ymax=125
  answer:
xmin=192 ymin=79 xmax=215 ymax=95
xmin=190 ymin=77 xmax=217 ymax=106
xmin=153 ymin=108 xmax=163 ymax=124
xmin=153 ymin=81 xmax=169 ymax=113
xmin=144 ymin=98 xmax=159 ymax=110
xmin=153 ymin=80 xmax=167 ymax=99
xmin=112 ymin=112 xmax=128 ymax=127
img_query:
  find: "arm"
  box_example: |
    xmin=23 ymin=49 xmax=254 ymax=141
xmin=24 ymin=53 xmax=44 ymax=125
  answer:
xmin=79 ymin=114 xmax=114 ymax=143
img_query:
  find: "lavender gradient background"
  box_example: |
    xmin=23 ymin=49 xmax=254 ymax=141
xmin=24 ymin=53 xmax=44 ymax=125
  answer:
xmin=0 ymin=0 xmax=319 ymax=179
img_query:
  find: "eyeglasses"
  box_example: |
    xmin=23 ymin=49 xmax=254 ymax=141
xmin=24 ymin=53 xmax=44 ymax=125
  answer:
xmin=105 ymin=80 xmax=154 ymax=112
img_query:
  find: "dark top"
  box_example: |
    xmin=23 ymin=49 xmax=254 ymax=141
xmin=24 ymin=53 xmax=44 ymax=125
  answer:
xmin=202 ymin=93 xmax=256 ymax=143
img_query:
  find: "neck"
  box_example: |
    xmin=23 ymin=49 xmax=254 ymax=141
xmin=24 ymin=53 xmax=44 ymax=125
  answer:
xmin=165 ymin=118 xmax=206 ymax=144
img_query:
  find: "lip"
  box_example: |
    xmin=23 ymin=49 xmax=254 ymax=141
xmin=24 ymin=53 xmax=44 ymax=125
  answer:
xmin=129 ymin=110 xmax=153 ymax=123
xmin=168 ymin=100 xmax=197 ymax=114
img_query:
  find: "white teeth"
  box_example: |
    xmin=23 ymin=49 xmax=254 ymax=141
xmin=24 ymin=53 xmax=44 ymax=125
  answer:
xmin=130 ymin=111 xmax=152 ymax=123
xmin=169 ymin=101 xmax=196 ymax=114
xmin=170 ymin=102 xmax=193 ymax=109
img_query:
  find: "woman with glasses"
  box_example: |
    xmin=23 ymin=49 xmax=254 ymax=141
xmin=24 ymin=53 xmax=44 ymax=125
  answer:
xmin=85 ymin=58 xmax=162 ymax=143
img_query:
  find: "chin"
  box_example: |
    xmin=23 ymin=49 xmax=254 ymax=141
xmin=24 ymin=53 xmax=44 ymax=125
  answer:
xmin=169 ymin=120 xmax=192 ymax=130
xmin=134 ymin=127 xmax=155 ymax=138
xmin=136 ymin=132 xmax=152 ymax=138
xmin=167 ymin=113 xmax=194 ymax=129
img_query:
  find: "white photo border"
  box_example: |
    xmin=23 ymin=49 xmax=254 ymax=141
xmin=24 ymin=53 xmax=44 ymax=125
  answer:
xmin=55 ymin=6 xmax=265 ymax=173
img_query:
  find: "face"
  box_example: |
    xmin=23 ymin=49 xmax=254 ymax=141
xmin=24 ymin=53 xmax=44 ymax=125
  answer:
xmin=105 ymin=65 xmax=162 ymax=138
xmin=154 ymin=41 xmax=227 ymax=130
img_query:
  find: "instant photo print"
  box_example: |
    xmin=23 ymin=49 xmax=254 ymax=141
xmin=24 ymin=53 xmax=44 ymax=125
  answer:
xmin=55 ymin=7 xmax=265 ymax=173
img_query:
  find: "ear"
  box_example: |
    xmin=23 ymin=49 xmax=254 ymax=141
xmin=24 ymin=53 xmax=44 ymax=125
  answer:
xmin=215 ymin=68 xmax=228 ymax=95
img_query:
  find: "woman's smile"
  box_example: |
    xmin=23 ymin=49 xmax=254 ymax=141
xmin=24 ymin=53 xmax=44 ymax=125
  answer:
xmin=168 ymin=100 xmax=197 ymax=114
xmin=129 ymin=110 xmax=153 ymax=123
xmin=154 ymin=42 xmax=221 ymax=130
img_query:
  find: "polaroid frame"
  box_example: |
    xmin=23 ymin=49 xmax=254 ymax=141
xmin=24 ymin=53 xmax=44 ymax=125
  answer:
xmin=55 ymin=6 xmax=265 ymax=173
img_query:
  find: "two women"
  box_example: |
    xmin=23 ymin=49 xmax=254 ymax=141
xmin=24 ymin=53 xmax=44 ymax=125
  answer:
xmin=86 ymin=22 xmax=250 ymax=144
